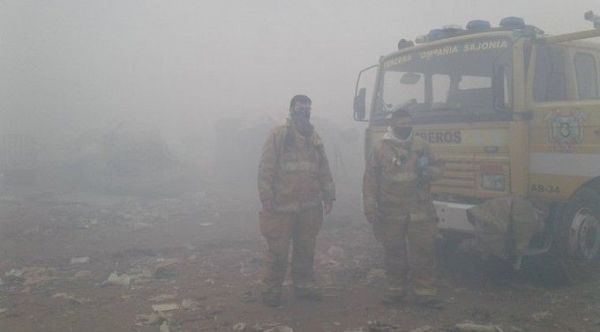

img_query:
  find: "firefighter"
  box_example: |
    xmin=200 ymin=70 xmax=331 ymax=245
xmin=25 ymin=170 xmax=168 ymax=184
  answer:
xmin=257 ymin=95 xmax=336 ymax=307
xmin=362 ymin=109 xmax=440 ymax=305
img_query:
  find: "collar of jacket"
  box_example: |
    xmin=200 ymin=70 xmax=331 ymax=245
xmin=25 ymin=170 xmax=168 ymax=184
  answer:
xmin=382 ymin=126 xmax=413 ymax=144
xmin=285 ymin=119 xmax=322 ymax=147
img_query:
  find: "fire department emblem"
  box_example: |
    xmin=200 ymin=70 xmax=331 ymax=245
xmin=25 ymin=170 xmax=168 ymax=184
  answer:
xmin=547 ymin=110 xmax=585 ymax=152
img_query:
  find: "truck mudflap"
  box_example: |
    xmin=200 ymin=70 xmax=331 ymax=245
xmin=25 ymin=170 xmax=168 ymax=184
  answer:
xmin=466 ymin=197 xmax=545 ymax=262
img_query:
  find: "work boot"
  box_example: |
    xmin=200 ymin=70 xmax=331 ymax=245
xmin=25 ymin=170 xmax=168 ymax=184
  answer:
xmin=261 ymin=289 xmax=282 ymax=307
xmin=382 ymin=286 xmax=406 ymax=305
xmin=294 ymin=285 xmax=322 ymax=301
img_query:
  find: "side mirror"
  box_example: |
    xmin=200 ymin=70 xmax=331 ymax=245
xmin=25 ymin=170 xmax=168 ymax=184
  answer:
xmin=354 ymin=87 xmax=367 ymax=121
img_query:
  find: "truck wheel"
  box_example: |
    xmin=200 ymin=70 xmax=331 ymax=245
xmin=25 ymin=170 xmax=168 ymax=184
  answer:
xmin=555 ymin=187 xmax=600 ymax=283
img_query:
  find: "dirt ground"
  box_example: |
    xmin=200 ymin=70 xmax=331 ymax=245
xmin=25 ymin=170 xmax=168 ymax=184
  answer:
xmin=1 ymin=180 xmax=600 ymax=332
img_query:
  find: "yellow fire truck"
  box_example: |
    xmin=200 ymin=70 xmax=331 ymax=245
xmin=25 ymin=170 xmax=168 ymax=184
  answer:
xmin=353 ymin=12 xmax=600 ymax=280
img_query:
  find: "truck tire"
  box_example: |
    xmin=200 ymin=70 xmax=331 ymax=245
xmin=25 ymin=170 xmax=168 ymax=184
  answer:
xmin=554 ymin=187 xmax=600 ymax=283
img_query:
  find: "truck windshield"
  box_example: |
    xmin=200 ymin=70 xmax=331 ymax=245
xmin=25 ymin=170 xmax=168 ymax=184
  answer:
xmin=373 ymin=37 xmax=512 ymax=122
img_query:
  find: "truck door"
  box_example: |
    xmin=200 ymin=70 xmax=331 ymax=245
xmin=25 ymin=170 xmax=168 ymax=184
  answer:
xmin=528 ymin=44 xmax=600 ymax=201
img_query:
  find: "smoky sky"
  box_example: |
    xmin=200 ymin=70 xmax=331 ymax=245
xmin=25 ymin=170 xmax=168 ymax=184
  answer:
xmin=1 ymin=0 xmax=598 ymax=141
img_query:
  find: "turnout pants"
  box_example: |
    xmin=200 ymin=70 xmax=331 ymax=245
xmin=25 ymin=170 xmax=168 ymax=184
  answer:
xmin=373 ymin=212 xmax=437 ymax=294
xmin=259 ymin=205 xmax=323 ymax=292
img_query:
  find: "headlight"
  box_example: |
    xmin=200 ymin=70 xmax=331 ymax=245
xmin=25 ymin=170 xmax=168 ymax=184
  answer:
xmin=481 ymin=174 xmax=505 ymax=191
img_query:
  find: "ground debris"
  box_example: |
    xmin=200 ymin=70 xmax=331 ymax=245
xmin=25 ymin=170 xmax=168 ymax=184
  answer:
xmin=450 ymin=322 xmax=504 ymax=332
xmin=4 ymin=266 xmax=57 ymax=287
xmin=160 ymin=321 xmax=171 ymax=332
xmin=52 ymin=292 xmax=90 ymax=304
xmin=101 ymin=272 xmax=131 ymax=287
xmin=153 ymin=258 xmax=180 ymax=279
xmin=247 ymin=322 xmax=293 ymax=332
xmin=367 ymin=320 xmax=402 ymax=332
xmin=69 ymin=256 xmax=90 ymax=264
xmin=366 ymin=269 xmax=386 ymax=285
xmin=233 ymin=322 xmax=247 ymax=331
xmin=410 ymin=325 xmax=433 ymax=332
xmin=152 ymin=303 xmax=180 ymax=312
xmin=181 ymin=298 xmax=200 ymax=310
xmin=73 ymin=270 xmax=92 ymax=279
xmin=149 ymin=294 xmax=177 ymax=302
xmin=531 ymin=311 xmax=551 ymax=321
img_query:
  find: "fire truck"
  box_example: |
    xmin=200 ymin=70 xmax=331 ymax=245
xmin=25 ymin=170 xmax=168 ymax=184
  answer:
xmin=353 ymin=12 xmax=600 ymax=280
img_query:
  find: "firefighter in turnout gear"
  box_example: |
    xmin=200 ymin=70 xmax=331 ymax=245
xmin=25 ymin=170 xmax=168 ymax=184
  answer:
xmin=257 ymin=95 xmax=336 ymax=307
xmin=362 ymin=109 xmax=440 ymax=305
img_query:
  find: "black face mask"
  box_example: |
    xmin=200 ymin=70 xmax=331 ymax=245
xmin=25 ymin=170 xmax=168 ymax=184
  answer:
xmin=393 ymin=126 xmax=412 ymax=140
xmin=290 ymin=109 xmax=311 ymax=122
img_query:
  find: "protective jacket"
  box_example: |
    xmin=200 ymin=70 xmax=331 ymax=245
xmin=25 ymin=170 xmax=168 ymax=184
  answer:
xmin=363 ymin=131 xmax=439 ymax=221
xmin=258 ymin=120 xmax=336 ymax=213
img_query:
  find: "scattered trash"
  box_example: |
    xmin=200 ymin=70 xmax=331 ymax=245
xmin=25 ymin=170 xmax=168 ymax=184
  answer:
xmin=153 ymin=259 xmax=180 ymax=279
xmin=410 ymin=326 xmax=433 ymax=332
xmin=327 ymin=245 xmax=345 ymax=260
xmin=5 ymin=269 xmax=24 ymax=278
xmin=135 ymin=312 xmax=163 ymax=326
xmin=233 ymin=322 xmax=247 ymax=331
xmin=152 ymin=303 xmax=180 ymax=312
xmin=159 ymin=321 xmax=171 ymax=332
xmin=149 ymin=294 xmax=177 ymax=302
xmin=52 ymin=292 xmax=90 ymax=304
xmin=264 ymin=326 xmax=293 ymax=332
xmin=451 ymin=322 xmax=504 ymax=332
xmin=74 ymin=270 xmax=92 ymax=279
xmin=246 ymin=322 xmax=292 ymax=332
xmin=181 ymin=298 xmax=200 ymax=310
xmin=366 ymin=269 xmax=386 ymax=285
xmin=102 ymin=272 xmax=131 ymax=287
xmin=5 ymin=267 xmax=57 ymax=287
xmin=367 ymin=320 xmax=401 ymax=332
xmin=531 ymin=311 xmax=551 ymax=321
xmin=70 ymin=257 xmax=90 ymax=264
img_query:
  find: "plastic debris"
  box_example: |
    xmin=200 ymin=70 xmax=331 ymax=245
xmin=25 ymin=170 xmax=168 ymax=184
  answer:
xmin=233 ymin=322 xmax=247 ymax=331
xmin=160 ymin=321 xmax=170 ymax=332
xmin=264 ymin=327 xmax=293 ymax=332
xmin=52 ymin=292 xmax=90 ymax=304
xmin=452 ymin=322 xmax=504 ymax=332
xmin=531 ymin=311 xmax=551 ymax=321
xmin=149 ymin=294 xmax=177 ymax=302
xmin=366 ymin=269 xmax=386 ymax=285
xmin=135 ymin=313 xmax=163 ymax=326
xmin=74 ymin=270 xmax=92 ymax=279
xmin=181 ymin=298 xmax=200 ymax=310
xmin=152 ymin=303 xmax=180 ymax=312
xmin=5 ymin=269 xmax=24 ymax=278
xmin=102 ymin=272 xmax=131 ymax=287
xmin=70 ymin=257 xmax=90 ymax=264
xmin=368 ymin=320 xmax=402 ymax=332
